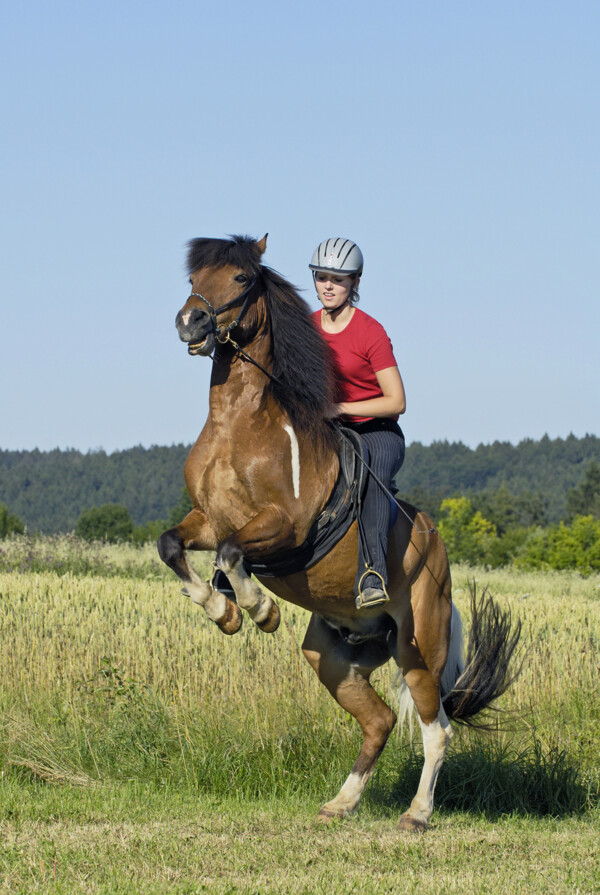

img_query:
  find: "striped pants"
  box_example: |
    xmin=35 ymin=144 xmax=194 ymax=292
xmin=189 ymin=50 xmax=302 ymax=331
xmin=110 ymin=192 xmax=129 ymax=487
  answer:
xmin=355 ymin=428 xmax=405 ymax=594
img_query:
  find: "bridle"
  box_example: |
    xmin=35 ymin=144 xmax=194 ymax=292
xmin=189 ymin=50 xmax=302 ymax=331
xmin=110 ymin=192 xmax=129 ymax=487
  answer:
xmin=189 ymin=273 xmax=257 ymax=341
xmin=188 ymin=273 xmax=280 ymax=384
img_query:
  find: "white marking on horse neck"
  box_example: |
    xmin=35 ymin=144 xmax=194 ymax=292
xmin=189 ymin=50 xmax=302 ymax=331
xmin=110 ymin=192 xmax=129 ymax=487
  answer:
xmin=283 ymin=424 xmax=300 ymax=499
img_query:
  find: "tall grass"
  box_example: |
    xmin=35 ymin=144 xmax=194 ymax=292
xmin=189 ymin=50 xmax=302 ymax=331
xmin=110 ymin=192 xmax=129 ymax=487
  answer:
xmin=0 ymin=532 xmax=170 ymax=578
xmin=0 ymin=540 xmax=599 ymax=814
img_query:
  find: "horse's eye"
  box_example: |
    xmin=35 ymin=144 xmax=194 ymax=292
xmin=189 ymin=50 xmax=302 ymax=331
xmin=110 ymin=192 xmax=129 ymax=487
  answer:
xmin=234 ymin=274 xmax=249 ymax=284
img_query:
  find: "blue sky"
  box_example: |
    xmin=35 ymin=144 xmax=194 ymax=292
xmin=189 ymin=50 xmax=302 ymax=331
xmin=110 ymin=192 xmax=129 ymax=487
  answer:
xmin=1 ymin=0 xmax=598 ymax=452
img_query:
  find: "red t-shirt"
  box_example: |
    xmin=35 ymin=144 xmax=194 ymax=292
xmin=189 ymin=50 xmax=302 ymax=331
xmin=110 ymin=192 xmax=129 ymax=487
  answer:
xmin=312 ymin=307 xmax=398 ymax=423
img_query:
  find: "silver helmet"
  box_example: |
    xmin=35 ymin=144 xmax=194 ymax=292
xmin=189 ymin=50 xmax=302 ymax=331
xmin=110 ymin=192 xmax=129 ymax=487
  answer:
xmin=309 ymin=238 xmax=364 ymax=277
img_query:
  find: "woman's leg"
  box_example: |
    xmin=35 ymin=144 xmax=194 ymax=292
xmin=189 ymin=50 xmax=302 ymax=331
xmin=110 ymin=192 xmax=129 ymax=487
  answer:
xmin=355 ymin=429 xmax=405 ymax=604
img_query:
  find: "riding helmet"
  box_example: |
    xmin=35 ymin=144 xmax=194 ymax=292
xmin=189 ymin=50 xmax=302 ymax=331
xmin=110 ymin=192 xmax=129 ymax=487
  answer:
xmin=309 ymin=238 xmax=364 ymax=277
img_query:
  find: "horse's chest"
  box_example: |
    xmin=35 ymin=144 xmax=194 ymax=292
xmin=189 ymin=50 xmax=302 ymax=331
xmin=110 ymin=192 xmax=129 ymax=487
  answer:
xmin=187 ymin=420 xmax=320 ymax=539
xmin=193 ymin=443 xmax=281 ymax=528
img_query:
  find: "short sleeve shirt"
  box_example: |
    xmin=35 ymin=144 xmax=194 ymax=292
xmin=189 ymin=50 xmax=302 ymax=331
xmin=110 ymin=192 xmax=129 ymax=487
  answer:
xmin=312 ymin=307 xmax=398 ymax=422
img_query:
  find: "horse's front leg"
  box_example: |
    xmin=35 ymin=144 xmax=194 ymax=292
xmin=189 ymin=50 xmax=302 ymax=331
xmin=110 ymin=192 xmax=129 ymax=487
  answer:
xmin=157 ymin=509 xmax=242 ymax=635
xmin=215 ymin=504 xmax=294 ymax=633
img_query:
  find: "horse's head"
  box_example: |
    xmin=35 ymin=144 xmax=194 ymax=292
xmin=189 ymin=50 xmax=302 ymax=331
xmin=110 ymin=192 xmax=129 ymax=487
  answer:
xmin=176 ymin=234 xmax=268 ymax=356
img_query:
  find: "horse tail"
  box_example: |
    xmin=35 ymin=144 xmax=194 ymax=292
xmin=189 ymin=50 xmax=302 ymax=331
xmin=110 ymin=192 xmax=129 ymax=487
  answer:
xmin=441 ymin=583 xmax=522 ymax=727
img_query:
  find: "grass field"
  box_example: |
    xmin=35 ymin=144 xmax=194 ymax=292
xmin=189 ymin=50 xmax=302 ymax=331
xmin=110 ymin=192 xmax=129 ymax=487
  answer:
xmin=1 ymin=536 xmax=599 ymax=893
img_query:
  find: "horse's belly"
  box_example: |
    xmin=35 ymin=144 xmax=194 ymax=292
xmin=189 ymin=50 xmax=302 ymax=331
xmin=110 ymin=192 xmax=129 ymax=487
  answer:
xmin=256 ymin=522 xmax=359 ymax=612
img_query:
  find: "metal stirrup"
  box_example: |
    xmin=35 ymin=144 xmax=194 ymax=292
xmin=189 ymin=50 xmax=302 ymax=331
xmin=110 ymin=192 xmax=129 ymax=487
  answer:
xmin=355 ymin=568 xmax=390 ymax=609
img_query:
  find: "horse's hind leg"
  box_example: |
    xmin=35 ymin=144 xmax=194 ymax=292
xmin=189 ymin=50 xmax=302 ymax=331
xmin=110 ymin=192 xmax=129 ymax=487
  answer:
xmin=398 ymin=671 xmax=453 ymax=832
xmin=393 ymin=574 xmax=454 ymax=832
xmin=157 ymin=510 xmax=242 ymax=635
xmin=302 ymin=614 xmax=395 ymax=819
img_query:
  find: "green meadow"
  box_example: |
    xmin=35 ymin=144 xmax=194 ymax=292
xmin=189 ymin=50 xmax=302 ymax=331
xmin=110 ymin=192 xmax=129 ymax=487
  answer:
xmin=1 ymin=536 xmax=599 ymax=894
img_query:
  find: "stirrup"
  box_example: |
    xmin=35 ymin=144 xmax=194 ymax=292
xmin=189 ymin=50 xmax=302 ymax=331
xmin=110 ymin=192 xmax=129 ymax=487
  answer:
xmin=355 ymin=568 xmax=390 ymax=609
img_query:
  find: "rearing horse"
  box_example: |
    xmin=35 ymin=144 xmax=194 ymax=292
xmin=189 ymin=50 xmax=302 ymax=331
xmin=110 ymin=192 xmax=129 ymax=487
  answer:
xmin=158 ymin=234 xmax=519 ymax=832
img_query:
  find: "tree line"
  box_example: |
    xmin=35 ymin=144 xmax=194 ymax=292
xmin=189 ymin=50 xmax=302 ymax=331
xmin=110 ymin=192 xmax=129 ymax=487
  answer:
xmin=0 ymin=444 xmax=190 ymax=534
xmin=1 ymin=434 xmax=599 ymax=573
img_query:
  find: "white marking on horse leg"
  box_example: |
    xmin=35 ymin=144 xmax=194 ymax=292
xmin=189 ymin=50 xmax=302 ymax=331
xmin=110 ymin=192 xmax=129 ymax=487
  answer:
xmin=319 ymin=768 xmax=372 ymax=818
xmin=283 ymin=424 xmax=300 ymax=500
xmin=181 ymin=564 xmax=229 ymax=624
xmin=219 ymin=556 xmax=276 ymax=627
xmin=401 ymin=706 xmax=452 ymax=829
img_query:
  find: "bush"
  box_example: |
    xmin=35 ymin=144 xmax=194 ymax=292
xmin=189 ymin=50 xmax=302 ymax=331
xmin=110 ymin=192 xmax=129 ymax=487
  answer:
xmin=132 ymin=518 xmax=168 ymax=545
xmin=0 ymin=503 xmax=25 ymax=538
xmin=517 ymin=515 xmax=600 ymax=576
xmin=75 ymin=504 xmax=134 ymax=543
xmin=485 ymin=525 xmax=532 ymax=568
xmin=436 ymin=497 xmax=497 ymax=566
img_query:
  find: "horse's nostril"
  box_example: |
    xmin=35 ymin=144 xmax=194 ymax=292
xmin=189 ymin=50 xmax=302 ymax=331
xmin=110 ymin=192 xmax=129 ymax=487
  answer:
xmin=190 ymin=306 xmax=210 ymax=325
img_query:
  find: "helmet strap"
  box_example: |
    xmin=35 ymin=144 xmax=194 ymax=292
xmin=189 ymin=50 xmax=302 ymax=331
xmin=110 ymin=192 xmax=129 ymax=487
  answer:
xmin=323 ymin=298 xmax=350 ymax=316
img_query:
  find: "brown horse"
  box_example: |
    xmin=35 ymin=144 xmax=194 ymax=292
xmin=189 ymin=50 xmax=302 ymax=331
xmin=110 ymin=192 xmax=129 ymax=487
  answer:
xmin=158 ymin=234 xmax=520 ymax=831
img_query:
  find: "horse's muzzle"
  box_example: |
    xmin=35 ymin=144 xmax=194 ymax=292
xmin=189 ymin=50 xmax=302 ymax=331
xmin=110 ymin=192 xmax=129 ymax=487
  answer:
xmin=186 ymin=333 xmax=216 ymax=356
xmin=175 ymin=307 xmax=216 ymax=356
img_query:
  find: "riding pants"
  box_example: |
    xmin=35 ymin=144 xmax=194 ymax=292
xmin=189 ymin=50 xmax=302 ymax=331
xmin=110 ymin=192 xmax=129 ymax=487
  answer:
xmin=347 ymin=421 xmax=405 ymax=595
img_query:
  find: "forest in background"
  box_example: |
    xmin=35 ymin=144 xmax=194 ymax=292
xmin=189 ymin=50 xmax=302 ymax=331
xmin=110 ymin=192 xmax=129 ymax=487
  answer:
xmin=0 ymin=433 xmax=598 ymax=534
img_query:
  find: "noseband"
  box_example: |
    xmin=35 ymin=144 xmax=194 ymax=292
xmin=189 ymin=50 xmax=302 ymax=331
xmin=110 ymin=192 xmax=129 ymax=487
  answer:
xmin=188 ymin=273 xmax=280 ymax=384
xmin=189 ymin=274 xmax=258 ymax=344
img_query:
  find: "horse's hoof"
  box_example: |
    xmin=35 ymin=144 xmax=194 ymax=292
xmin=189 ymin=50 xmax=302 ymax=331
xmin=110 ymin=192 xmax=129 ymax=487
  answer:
xmin=316 ymin=807 xmax=344 ymax=823
xmin=216 ymin=600 xmax=243 ymax=635
xmin=398 ymin=813 xmax=428 ymax=833
xmin=316 ymin=802 xmax=352 ymax=823
xmin=256 ymin=602 xmax=280 ymax=634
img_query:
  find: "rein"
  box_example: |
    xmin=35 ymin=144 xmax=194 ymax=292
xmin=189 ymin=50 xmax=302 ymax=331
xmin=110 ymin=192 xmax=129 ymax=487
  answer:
xmin=189 ymin=274 xmax=281 ymax=385
xmin=212 ymin=328 xmax=280 ymax=385
xmin=337 ymin=425 xmax=437 ymax=536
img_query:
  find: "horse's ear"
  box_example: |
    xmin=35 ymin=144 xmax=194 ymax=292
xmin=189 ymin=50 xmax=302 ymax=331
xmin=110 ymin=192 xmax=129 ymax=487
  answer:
xmin=255 ymin=233 xmax=268 ymax=257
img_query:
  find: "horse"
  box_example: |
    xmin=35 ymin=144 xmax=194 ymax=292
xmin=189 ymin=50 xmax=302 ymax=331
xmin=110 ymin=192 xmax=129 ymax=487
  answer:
xmin=157 ymin=233 xmax=520 ymax=832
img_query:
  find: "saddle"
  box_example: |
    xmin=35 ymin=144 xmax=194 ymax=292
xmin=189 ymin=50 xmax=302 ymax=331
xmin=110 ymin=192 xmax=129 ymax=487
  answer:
xmin=214 ymin=426 xmax=369 ymax=585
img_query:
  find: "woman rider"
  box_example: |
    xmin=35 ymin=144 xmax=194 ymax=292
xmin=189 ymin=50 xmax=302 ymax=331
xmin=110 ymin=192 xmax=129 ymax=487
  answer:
xmin=309 ymin=238 xmax=406 ymax=609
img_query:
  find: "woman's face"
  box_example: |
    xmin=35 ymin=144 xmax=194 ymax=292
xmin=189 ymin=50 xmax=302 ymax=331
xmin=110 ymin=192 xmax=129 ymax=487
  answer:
xmin=314 ymin=272 xmax=356 ymax=312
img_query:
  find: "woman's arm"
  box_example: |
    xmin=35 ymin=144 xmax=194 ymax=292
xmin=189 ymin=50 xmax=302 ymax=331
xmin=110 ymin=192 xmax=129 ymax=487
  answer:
xmin=336 ymin=366 xmax=406 ymax=419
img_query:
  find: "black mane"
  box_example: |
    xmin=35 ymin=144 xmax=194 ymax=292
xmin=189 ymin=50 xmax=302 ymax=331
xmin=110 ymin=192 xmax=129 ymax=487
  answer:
xmin=186 ymin=235 xmax=337 ymax=451
xmin=186 ymin=235 xmax=263 ymax=277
